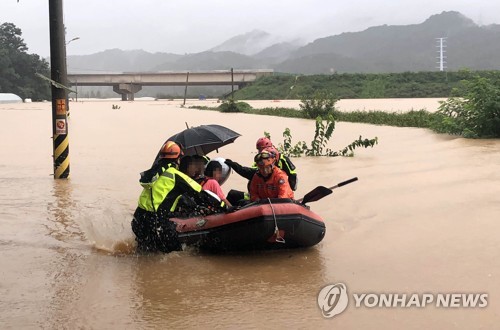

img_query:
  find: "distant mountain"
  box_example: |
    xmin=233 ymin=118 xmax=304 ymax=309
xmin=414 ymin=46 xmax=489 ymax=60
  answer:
xmin=484 ymin=24 xmax=500 ymax=32
xmin=67 ymin=11 xmax=500 ymax=76
xmin=291 ymin=11 xmax=474 ymax=60
xmin=252 ymin=42 xmax=301 ymax=64
xmin=67 ymin=48 xmax=181 ymax=73
xmin=285 ymin=11 xmax=500 ymax=73
xmin=151 ymin=51 xmax=266 ymax=71
xmin=276 ymin=53 xmax=372 ymax=74
xmin=210 ymin=29 xmax=281 ymax=56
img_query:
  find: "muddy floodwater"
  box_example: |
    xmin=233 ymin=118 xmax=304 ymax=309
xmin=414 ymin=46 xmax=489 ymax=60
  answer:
xmin=1 ymin=99 xmax=499 ymax=329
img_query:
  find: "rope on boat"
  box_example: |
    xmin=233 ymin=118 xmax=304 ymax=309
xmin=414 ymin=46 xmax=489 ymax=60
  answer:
xmin=267 ymin=198 xmax=285 ymax=244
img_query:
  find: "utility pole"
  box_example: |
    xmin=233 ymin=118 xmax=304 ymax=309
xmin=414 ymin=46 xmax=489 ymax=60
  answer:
xmin=183 ymin=72 xmax=189 ymax=106
xmin=230 ymin=68 xmax=234 ymax=100
xmin=436 ymin=37 xmax=447 ymax=72
xmin=49 ymin=0 xmax=70 ymax=178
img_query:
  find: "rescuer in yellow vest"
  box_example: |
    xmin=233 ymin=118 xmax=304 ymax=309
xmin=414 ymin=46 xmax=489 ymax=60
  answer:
xmin=132 ymin=141 xmax=204 ymax=253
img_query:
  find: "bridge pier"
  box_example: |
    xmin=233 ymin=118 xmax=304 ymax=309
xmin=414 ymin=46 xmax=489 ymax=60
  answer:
xmin=120 ymin=93 xmax=135 ymax=101
xmin=113 ymin=83 xmax=142 ymax=101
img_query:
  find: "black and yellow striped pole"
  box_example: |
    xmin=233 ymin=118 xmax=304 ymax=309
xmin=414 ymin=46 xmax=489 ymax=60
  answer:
xmin=49 ymin=0 xmax=70 ymax=178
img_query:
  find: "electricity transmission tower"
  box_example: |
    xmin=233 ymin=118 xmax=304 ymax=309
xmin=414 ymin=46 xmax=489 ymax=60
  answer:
xmin=436 ymin=37 xmax=447 ymax=71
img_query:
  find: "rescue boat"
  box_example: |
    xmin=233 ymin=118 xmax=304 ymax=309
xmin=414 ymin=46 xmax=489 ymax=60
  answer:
xmin=170 ymin=198 xmax=326 ymax=251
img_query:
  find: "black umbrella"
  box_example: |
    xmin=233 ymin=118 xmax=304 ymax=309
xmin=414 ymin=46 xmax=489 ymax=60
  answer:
xmin=152 ymin=124 xmax=241 ymax=165
xmin=169 ymin=124 xmax=241 ymax=156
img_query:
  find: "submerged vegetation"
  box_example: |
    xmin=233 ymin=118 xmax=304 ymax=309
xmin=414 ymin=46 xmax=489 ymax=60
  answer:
xmin=209 ymin=94 xmax=379 ymax=158
xmin=431 ymin=75 xmax=500 ymax=138
xmin=272 ymin=92 xmax=378 ymax=157
xmin=299 ymin=91 xmax=337 ymax=119
xmin=269 ymin=116 xmax=378 ymax=158
xmin=189 ymin=73 xmax=500 ymax=139
xmin=333 ymin=110 xmax=434 ymax=128
xmin=218 ymin=99 xmax=252 ymax=113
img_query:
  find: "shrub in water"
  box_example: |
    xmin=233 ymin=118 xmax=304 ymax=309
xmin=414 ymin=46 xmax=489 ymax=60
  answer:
xmin=299 ymin=91 xmax=337 ymax=119
xmin=274 ymin=115 xmax=378 ymax=158
xmin=432 ymin=75 xmax=500 ymax=138
xmin=218 ymin=99 xmax=252 ymax=113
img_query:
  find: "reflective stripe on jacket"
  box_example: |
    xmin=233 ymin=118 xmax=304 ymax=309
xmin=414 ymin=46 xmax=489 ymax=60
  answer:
xmin=276 ymin=154 xmax=297 ymax=190
xmin=138 ymin=164 xmax=202 ymax=213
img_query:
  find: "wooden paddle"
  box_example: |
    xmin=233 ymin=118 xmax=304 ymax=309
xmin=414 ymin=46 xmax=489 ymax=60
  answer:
xmin=298 ymin=177 xmax=358 ymax=204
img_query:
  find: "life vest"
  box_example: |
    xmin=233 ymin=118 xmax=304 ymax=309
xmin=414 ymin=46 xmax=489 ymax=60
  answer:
xmin=249 ymin=166 xmax=294 ymax=201
xmin=138 ymin=163 xmax=202 ymax=213
xmin=251 ymin=154 xmax=298 ymax=190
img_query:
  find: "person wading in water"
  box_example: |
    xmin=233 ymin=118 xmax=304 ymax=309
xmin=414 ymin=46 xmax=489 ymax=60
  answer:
xmin=131 ymin=141 xmax=202 ymax=253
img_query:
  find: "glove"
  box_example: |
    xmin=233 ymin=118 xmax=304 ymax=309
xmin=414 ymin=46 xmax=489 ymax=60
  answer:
xmin=139 ymin=168 xmax=157 ymax=184
xmin=226 ymin=205 xmax=239 ymax=213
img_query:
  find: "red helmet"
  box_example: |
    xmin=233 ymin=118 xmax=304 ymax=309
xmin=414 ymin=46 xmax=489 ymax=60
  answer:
xmin=256 ymin=137 xmax=273 ymax=151
xmin=159 ymin=141 xmax=183 ymax=159
xmin=263 ymin=146 xmax=279 ymax=161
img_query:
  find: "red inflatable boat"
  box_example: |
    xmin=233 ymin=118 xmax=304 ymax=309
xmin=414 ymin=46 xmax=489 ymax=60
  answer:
xmin=170 ymin=198 xmax=326 ymax=251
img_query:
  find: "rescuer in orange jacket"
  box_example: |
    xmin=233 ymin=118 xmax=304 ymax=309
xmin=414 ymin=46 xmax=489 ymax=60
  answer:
xmin=249 ymin=150 xmax=294 ymax=201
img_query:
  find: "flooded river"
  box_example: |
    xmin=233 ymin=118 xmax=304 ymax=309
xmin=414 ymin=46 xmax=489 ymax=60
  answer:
xmin=1 ymin=99 xmax=499 ymax=329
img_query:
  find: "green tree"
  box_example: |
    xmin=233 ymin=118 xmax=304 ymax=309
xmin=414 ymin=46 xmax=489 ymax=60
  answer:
xmin=0 ymin=22 xmax=50 ymax=101
xmin=299 ymin=90 xmax=337 ymax=119
xmin=0 ymin=22 xmax=27 ymax=52
xmin=433 ymin=75 xmax=500 ymax=138
xmin=360 ymin=78 xmax=386 ymax=98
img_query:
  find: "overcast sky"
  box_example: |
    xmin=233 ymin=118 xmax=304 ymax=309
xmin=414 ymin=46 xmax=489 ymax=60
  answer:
xmin=2 ymin=0 xmax=500 ymax=57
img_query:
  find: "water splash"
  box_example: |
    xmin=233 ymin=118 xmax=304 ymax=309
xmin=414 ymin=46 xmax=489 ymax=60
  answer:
xmin=77 ymin=199 xmax=136 ymax=255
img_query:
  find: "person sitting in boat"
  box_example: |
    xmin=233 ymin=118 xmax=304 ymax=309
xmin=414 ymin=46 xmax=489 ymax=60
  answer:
xmin=249 ymin=150 xmax=294 ymax=202
xmin=200 ymin=160 xmax=232 ymax=208
xmin=225 ymin=137 xmax=298 ymax=205
xmin=131 ymin=141 xmax=219 ymax=253
xmin=225 ymin=137 xmax=298 ymax=186
xmin=256 ymin=137 xmax=298 ymax=191
xmin=179 ymin=155 xmax=197 ymax=179
xmin=179 ymin=154 xmax=210 ymax=183
xmin=228 ymin=137 xmax=297 ymax=190
xmin=178 ymin=154 xmax=228 ymax=213
xmin=191 ymin=155 xmax=209 ymax=184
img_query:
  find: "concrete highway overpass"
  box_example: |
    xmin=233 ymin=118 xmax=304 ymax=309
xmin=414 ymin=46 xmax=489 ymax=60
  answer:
xmin=67 ymin=69 xmax=273 ymax=100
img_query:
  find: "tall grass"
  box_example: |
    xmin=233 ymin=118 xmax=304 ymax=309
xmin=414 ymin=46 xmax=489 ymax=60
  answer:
xmin=333 ymin=110 xmax=434 ymax=128
xmin=189 ymin=104 xmax=435 ymax=128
